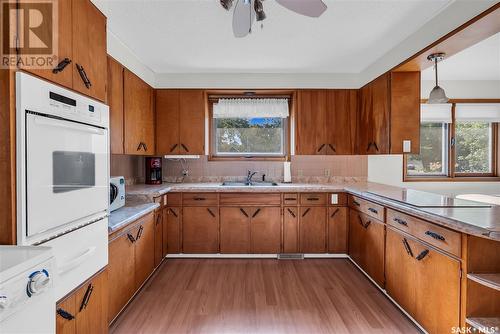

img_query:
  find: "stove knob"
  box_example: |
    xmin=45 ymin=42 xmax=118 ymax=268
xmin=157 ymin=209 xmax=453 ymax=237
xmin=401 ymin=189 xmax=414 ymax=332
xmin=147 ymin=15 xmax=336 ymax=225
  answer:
xmin=0 ymin=295 xmax=9 ymax=310
xmin=27 ymin=270 xmax=51 ymax=297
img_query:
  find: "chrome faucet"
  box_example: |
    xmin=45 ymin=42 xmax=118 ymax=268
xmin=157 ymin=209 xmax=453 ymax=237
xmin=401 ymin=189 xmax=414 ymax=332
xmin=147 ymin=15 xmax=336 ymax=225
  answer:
xmin=246 ymin=170 xmax=258 ymax=184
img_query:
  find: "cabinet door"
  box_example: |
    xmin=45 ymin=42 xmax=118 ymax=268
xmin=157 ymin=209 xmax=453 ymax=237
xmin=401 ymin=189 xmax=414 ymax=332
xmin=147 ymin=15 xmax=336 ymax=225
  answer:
xmin=220 ymin=207 xmax=250 ymax=253
xmin=296 ymin=90 xmax=328 ymax=155
xmin=134 ymin=214 xmax=155 ymax=289
xmin=183 ymin=207 xmax=219 ymax=253
xmin=357 ymin=85 xmax=373 ymax=154
xmin=283 ymin=207 xmax=299 ymax=253
xmin=327 ymin=207 xmax=348 ymax=253
xmin=156 ymin=90 xmax=180 ymax=155
xmin=108 ymin=232 xmax=135 ymax=323
xmin=154 ymin=210 xmax=163 ymax=267
xmin=107 ymin=56 xmax=124 ymax=154
xmin=75 ymin=269 xmax=108 ymax=334
xmin=326 ymin=90 xmax=357 ymax=155
xmin=385 ymin=227 xmax=417 ymax=316
xmin=164 ymin=207 xmax=181 ymax=254
xmin=250 ymin=207 xmax=281 ymax=253
xmin=414 ymin=238 xmax=460 ymax=333
xmin=124 ymin=70 xmax=154 ymax=155
xmin=359 ymin=212 xmax=385 ymax=287
xmin=369 ymin=74 xmax=390 ymax=154
xmin=22 ymin=0 xmax=73 ymax=88
xmin=72 ymin=0 xmax=107 ymax=102
xmin=56 ymin=294 xmax=77 ymax=334
xmin=348 ymin=209 xmax=363 ymax=265
xmin=299 ymin=206 xmax=327 ymax=253
xmin=179 ymin=90 xmax=205 ymax=155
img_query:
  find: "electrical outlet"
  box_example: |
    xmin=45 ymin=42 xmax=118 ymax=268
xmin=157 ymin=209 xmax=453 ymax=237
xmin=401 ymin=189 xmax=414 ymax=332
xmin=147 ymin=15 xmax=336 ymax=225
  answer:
xmin=181 ymin=169 xmax=189 ymax=177
xmin=324 ymin=169 xmax=331 ymax=177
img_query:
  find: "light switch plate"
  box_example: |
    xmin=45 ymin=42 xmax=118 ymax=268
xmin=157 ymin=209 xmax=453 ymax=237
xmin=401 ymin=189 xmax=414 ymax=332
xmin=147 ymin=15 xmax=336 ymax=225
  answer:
xmin=331 ymin=194 xmax=338 ymax=205
xmin=403 ymin=140 xmax=411 ymax=153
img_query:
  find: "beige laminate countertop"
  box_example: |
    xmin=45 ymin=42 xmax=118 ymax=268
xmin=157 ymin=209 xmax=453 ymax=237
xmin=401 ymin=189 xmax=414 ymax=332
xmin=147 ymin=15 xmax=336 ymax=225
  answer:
xmin=124 ymin=182 xmax=500 ymax=241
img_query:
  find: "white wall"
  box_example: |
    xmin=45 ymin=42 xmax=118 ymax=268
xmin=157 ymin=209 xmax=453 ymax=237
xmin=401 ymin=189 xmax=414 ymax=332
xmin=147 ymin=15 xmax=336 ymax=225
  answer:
xmin=367 ymin=155 xmax=500 ymax=197
xmin=421 ymin=80 xmax=500 ymax=99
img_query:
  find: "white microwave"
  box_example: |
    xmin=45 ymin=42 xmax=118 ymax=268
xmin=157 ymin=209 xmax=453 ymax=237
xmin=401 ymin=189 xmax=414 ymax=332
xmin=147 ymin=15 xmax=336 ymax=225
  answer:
xmin=110 ymin=176 xmax=125 ymax=212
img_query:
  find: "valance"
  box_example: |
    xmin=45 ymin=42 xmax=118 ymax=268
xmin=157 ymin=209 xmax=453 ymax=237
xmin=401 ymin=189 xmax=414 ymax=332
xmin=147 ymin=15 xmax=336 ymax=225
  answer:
xmin=213 ymin=98 xmax=289 ymax=118
xmin=420 ymin=103 xmax=452 ymax=123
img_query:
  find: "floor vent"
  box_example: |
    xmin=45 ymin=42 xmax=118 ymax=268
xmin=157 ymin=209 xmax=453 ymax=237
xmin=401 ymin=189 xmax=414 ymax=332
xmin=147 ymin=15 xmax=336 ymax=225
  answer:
xmin=278 ymin=253 xmax=304 ymax=260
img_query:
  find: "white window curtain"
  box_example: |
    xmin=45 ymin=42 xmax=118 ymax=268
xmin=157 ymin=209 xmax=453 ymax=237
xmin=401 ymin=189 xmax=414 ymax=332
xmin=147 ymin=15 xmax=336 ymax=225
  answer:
xmin=213 ymin=98 xmax=289 ymax=118
xmin=420 ymin=103 xmax=452 ymax=123
xmin=455 ymin=103 xmax=500 ymax=122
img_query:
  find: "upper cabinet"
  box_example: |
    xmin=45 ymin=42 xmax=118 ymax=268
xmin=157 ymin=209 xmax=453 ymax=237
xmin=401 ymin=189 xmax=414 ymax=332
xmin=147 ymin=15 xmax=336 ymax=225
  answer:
xmin=296 ymin=89 xmax=357 ymax=155
xmin=358 ymin=72 xmax=420 ymax=155
xmin=156 ymin=90 xmax=205 ymax=155
xmin=20 ymin=0 xmax=107 ymax=102
xmin=124 ymin=69 xmax=155 ymax=155
xmin=107 ymin=57 xmax=124 ymax=154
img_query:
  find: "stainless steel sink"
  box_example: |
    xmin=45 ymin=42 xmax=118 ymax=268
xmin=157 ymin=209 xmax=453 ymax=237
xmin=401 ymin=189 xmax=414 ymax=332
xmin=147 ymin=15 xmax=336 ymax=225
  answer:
xmin=221 ymin=181 xmax=278 ymax=187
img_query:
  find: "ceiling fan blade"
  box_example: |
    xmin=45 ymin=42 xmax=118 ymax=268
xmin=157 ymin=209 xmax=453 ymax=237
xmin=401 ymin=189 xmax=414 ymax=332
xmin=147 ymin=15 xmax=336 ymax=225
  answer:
xmin=233 ymin=0 xmax=255 ymax=38
xmin=276 ymin=0 xmax=327 ymax=17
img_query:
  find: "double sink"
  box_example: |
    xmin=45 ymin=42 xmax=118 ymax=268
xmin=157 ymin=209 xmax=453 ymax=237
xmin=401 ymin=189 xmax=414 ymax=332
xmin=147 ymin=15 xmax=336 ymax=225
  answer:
xmin=221 ymin=181 xmax=279 ymax=187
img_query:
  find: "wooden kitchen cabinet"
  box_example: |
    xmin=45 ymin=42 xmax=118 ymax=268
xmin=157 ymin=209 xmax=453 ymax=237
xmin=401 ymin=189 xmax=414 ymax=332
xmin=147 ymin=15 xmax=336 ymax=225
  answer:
xmin=72 ymin=0 xmax=107 ymax=102
xmin=107 ymin=56 xmax=124 ymax=154
xmin=250 ymin=207 xmax=281 ymax=253
xmin=124 ymin=69 xmax=154 ymax=155
xmin=327 ymin=207 xmax=348 ymax=253
xmin=156 ymin=89 xmax=205 ymax=155
xmin=183 ymin=207 xmax=219 ymax=253
xmin=348 ymin=210 xmax=385 ymax=287
xmin=154 ymin=209 xmax=163 ymax=267
xmin=386 ymin=227 xmax=460 ymax=334
xmin=283 ymin=207 xmax=299 ymax=253
xmin=164 ymin=207 xmax=181 ymax=254
xmin=296 ymin=90 xmax=328 ymax=155
xmin=326 ymin=90 xmax=358 ymax=154
xmin=299 ymin=206 xmax=327 ymax=253
xmin=220 ymin=207 xmax=250 ymax=253
xmin=56 ymin=269 xmax=108 ymax=334
xmin=134 ymin=214 xmax=155 ymax=289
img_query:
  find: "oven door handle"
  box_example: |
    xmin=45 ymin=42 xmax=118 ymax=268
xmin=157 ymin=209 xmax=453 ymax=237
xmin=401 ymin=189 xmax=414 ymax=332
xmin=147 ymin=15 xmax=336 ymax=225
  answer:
xmin=58 ymin=246 xmax=96 ymax=275
xmin=33 ymin=116 xmax=105 ymax=135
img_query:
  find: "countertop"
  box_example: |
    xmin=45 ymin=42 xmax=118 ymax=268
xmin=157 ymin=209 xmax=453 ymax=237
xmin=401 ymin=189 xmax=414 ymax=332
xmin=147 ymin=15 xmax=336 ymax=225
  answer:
xmin=108 ymin=201 xmax=159 ymax=233
xmin=124 ymin=182 xmax=500 ymax=241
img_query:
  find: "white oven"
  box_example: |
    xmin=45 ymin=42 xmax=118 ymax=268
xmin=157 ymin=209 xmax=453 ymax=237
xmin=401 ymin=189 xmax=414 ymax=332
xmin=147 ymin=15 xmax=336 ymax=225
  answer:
xmin=16 ymin=72 xmax=109 ymax=299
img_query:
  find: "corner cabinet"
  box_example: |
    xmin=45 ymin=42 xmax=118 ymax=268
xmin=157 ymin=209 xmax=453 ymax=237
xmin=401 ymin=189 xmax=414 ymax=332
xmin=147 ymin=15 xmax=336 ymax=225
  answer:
xmin=358 ymin=71 xmax=420 ymax=154
xmin=156 ymin=90 xmax=205 ymax=155
xmin=123 ymin=69 xmax=155 ymax=155
xmin=20 ymin=0 xmax=107 ymax=102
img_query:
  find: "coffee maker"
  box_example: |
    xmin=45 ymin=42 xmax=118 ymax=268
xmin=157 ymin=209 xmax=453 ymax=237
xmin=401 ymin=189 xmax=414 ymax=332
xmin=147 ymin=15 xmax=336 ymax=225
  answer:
xmin=145 ymin=157 xmax=162 ymax=184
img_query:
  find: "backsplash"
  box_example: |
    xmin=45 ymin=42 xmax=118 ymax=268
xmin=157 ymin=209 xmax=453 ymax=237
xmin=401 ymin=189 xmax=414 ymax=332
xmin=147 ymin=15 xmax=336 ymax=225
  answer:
xmin=162 ymin=155 xmax=367 ymax=183
xmin=110 ymin=155 xmax=145 ymax=185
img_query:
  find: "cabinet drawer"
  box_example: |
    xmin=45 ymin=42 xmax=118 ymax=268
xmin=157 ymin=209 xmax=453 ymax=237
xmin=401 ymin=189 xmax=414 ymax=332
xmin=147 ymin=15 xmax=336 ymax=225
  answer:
xmin=182 ymin=193 xmax=218 ymax=206
xmin=219 ymin=193 xmax=281 ymax=206
xmin=348 ymin=195 xmax=384 ymax=221
xmin=283 ymin=193 xmax=298 ymax=206
xmin=300 ymin=193 xmax=327 ymax=206
xmin=165 ymin=193 xmax=182 ymax=206
xmin=386 ymin=209 xmax=461 ymax=257
xmin=328 ymin=192 xmax=347 ymax=206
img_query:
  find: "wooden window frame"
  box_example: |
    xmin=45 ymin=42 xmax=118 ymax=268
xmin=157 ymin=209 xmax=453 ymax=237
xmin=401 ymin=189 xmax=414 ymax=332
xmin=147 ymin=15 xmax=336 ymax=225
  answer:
xmin=206 ymin=90 xmax=295 ymax=161
xmin=404 ymin=99 xmax=500 ymax=182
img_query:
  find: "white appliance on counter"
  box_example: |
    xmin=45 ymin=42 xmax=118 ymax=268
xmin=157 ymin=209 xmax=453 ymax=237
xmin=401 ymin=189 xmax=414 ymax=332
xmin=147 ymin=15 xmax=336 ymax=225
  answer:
xmin=109 ymin=176 xmax=125 ymax=212
xmin=0 ymin=246 xmax=55 ymax=333
xmin=16 ymin=72 xmax=109 ymax=300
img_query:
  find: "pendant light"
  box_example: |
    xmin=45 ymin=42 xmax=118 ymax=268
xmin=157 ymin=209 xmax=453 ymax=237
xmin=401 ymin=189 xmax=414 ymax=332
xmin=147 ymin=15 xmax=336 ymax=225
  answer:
xmin=427 ymin=53 xmax=449 ymax=104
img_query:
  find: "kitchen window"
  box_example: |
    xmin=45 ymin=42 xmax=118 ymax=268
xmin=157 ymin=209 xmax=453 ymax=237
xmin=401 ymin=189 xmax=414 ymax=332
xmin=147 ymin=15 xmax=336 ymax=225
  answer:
xmin=404 ymin=102 xmax=499 ymax=181
xmin=208 ymin=94 xmax=292 ymax=160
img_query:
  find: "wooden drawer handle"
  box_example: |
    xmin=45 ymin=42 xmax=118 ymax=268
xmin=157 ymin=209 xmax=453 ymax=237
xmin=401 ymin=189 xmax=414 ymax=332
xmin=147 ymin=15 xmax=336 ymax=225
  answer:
xmin=302 ymin=208 xmax=311 ymax=217
xmin=416 ymin=249 xmax=429 ymax=261
xmin=169 ymin=143 xmax=178 ymax=152
xmin=358 ymin=215 xmax=371 ymax=229
xmin=57 ymin=308 xmax=75 ymax=320
xmin=136 ymin=225 xmax=144 ymax=240
xmin=206 ymin=208 xmax=216 ymax=218
xmin=425 ymin=230 xmax=445 ymax=241
xmin=317 ymin=144 xmax=325 ymax=153
xmin=127 ymin=233 xmax=136 ymax=243
xmin=393 ymin=217 xmax=408 ymax=226
xmin=193 ymin=197 xmax=206 ymax=201
xmin=181 ymin=143 xmax=189 ymax=152
xmin=284 ymin=197 xmax=296 ymax=201
xmin=156 ymin=214 xmax=162 ymax=226
xmin=168 ymin=209 xmax=178 ymax=217
xmin=52 ymin=58 xmax=71 ymax=74
xmin=307 ymin=197 xmax=319 ymax=201
xmin=330 ymin=208 xmax=339 ymax=218
xmin=79 ymin=283 xmax=94 ymax=311
xmin=240 ymin=208 xmax=249 ymax=218
xmin=402 ymin=238 xmax=413 ymax=257
xmin=352 ymin=200 xmax=360 ymax=207
xmin=287 ymin=208 xmax=296 ymax=218
xmin=368 ymin=207 xmax=378 ymax=214
xmin=252 ymin=208 xmax=261 ymax=218
xmin=328 ymin=144 xmax=336 ymax=152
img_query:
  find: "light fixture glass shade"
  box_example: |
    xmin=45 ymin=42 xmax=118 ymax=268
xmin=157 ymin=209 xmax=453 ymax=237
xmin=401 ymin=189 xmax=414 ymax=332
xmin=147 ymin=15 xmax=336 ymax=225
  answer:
xmin=428 ymin=85 xmax=449 ymax=104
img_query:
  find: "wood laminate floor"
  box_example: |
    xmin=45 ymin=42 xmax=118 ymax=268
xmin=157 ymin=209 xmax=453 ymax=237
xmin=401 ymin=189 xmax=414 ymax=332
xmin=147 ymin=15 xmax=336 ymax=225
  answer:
xmin=110 ymin=259 xmax=421 ymax=334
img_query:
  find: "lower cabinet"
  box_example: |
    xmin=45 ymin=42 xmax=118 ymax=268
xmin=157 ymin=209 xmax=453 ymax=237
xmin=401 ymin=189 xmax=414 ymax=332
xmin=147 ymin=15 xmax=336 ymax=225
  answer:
xmin=283 ymin=207 xmax=299 ymax=253
xmin=386 ymin=227 xmax=460 ymax=334
xmin=56 ymin=269 xmax=108 ymax=334
xmin=328 ymin=207 xmax=348 ymax=253
xmin=348 ymin=209 xmax=385 ymax=287
xmin=154 ymin=209 xmax=163 ymax=267
xmin=299 ymin=206 xmax=327 ymax=253
xmin=183 ymin=206 xmax=219 ymax=253
xmin=107 ymin=212 xmax=155 ymax=323
xmin=164 ymin=206 xmax=181 ymax=254
xmin=220 ymin=207 xmax=281 ymax=253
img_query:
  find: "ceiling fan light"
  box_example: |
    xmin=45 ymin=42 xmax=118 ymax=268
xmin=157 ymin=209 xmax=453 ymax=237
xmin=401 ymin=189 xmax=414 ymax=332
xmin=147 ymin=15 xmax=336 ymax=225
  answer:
xmin=428 ymin=86 xmax=449 ymax=104
xmin=220 ymin=0 xmax=233 ymax=10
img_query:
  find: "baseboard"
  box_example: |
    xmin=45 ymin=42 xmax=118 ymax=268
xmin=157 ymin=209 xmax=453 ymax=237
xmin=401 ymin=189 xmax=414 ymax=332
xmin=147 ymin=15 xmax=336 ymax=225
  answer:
xmin=165 ymin=253 xmax=349 ymax=259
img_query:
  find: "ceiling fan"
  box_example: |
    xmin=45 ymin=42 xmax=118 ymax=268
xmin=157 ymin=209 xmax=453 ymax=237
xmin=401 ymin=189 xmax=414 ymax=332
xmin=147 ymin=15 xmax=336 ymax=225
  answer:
xmin=220 ymin=0 xmax=327 ymax=38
